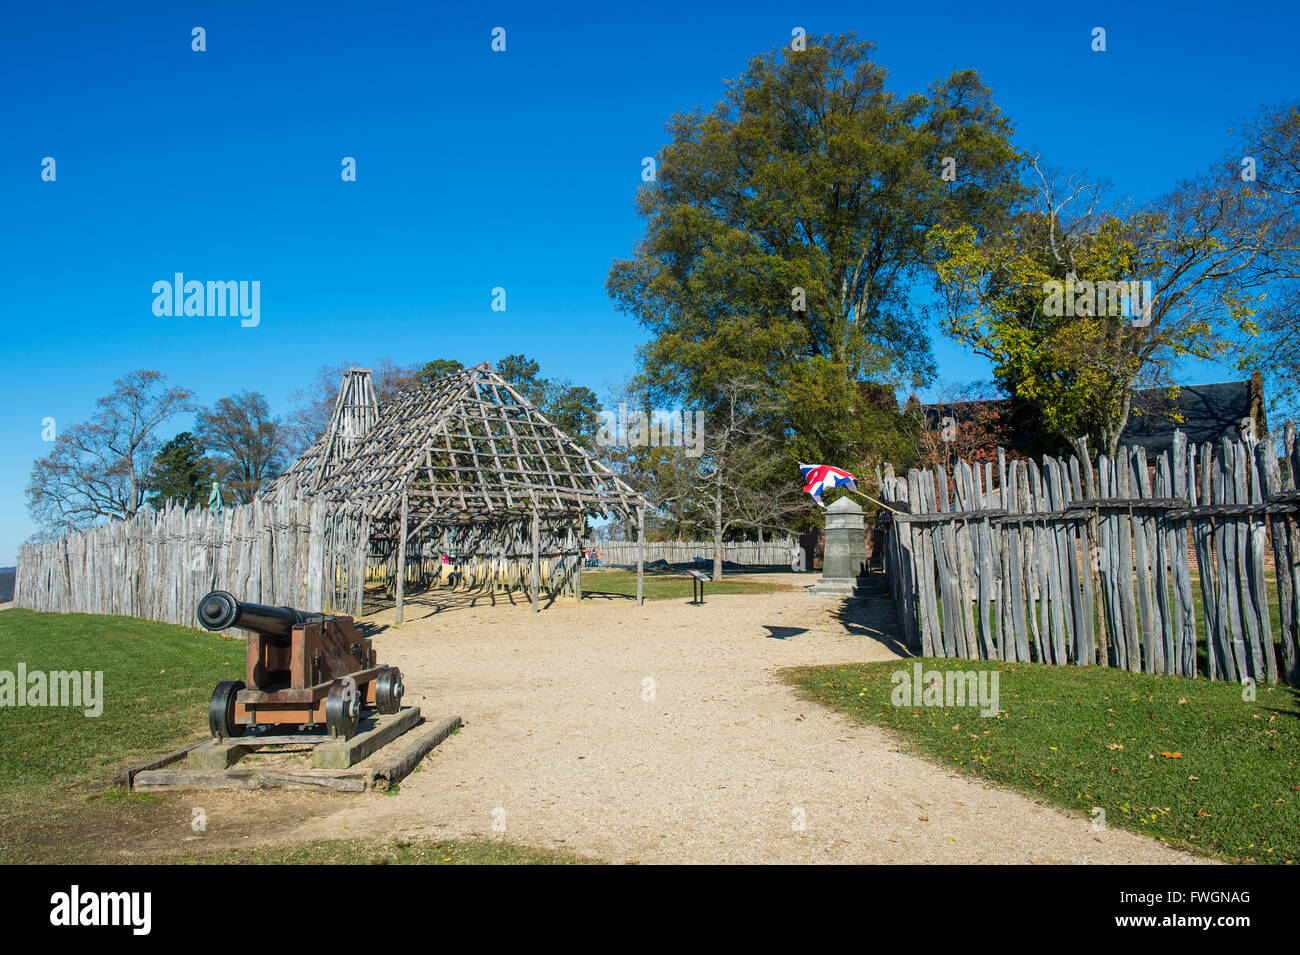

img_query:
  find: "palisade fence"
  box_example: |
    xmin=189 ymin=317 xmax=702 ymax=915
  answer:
xmin=597 ymin=538 xmax=797 ymax=567
xmin=15 ymin=477 xmax=371 ymax=626
xmin=16 ymin=480 xmax=595 ymax=627
xmin=877 ymin=425 xmax=1300 ymax=686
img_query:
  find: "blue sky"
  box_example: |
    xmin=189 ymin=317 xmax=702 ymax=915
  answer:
xmin=1 ymin=0 xmax=1296 ymax=564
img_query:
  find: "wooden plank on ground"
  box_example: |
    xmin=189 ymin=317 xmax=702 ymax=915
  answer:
xmin=312 ymin=706 xmax=421 ymax=769
xmin=133 ymin=768 xmax=369 ymax=793
xmin=370 ymin=714 xmax=463 ymax=791
xmin=111 ymin=737 xmax=208 ymax=787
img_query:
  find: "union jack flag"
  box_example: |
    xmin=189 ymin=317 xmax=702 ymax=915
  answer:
xmin=799 ymin=462 xmax=857 ymax=507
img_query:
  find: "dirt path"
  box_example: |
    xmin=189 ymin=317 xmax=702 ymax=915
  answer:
xmin=255 ymin=573 xmax=1204 ymax=864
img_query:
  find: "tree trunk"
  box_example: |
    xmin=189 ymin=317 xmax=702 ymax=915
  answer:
xmin=1104 ymin=389 xmax=1135 ymax=460
xmin=1105 ymin=428 xmax=1120 ymax=461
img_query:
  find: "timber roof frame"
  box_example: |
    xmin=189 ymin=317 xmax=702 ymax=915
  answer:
xmin=276 ymin=362 xmax=644 ymax=522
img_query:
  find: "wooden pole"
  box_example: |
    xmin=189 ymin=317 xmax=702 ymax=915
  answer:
xmin=395 ymin=489 xmax=408 ymax=626
xmin=636 ymin=505 xmax=645 ymax=606
xmin=574 ymin=516 xmax=583 ymax=606
xmin=531 ymin=508 xmax=540 ymax=612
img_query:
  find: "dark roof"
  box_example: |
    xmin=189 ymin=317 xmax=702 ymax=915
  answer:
xmin=914 ymin=378 xmax=1265 ymax=457
xmin=1119 ymin=381 xmax=1258 ymax=455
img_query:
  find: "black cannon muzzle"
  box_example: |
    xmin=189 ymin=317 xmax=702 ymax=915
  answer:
xmin=198 ymin=590 xmax=310 ymax=639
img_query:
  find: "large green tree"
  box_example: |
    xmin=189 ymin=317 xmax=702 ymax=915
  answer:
xmin=147 ymin=432 xmax=212 ymax=508
xmin=418 ymin=358 xmax=465 ymax=381
xmin=608 ymin=33 xmax=1024 ymax=473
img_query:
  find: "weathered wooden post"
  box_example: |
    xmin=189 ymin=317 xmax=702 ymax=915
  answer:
xmin=574 ymin=516 xmax=583 ymax=606
xmin=531 ymin=508 xmax=540 ymax=612
xmin=636 ymin=505 xmax=645 ymax=605
xmin=809 ymin=496 xmax=869 ymax=596
xmin=395 ymin=489 xmax=408 ymax=625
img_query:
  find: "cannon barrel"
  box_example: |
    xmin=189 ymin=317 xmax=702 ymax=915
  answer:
xmin=198 ymin=590 xmax=310 ymax=639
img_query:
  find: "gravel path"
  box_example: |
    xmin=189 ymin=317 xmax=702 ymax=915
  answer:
xmin=284 ymin=575 xmax=1204 ymax=864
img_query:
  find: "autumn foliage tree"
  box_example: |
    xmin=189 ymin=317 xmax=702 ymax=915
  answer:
xmin=1234 ymin=102 xmax=1300 ymax=422
xmin=930 ymin=113 xmax=1300 ymax=459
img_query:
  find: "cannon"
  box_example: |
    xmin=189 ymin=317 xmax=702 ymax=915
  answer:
xmin=198 ymin=591 xmax=404 ymax=741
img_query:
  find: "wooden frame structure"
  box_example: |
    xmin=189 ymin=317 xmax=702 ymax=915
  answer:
xmin=302 ymin=367 xmax=380 ymax=492
xmin=273 ymin=362 xmax=647 ymax=619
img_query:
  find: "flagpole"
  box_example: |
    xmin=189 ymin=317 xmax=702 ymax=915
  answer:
xmin=836 ymin=486 xmax=906 ymax=515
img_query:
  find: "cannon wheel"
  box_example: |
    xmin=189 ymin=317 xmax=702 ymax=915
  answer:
xmin=325 ymin=677 xmax=360 ymax=740
xmin=375 ymin=667 xmax=404 ymax=715
xmin=209 ymin=680 xmax=246 ymax=740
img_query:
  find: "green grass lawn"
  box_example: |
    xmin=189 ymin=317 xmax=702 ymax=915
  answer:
xmin=0 ymin=609 xmax=590 ymax=864
xmin=786 ymin=657 xmax=1300 ymax=863
xmin=0 ymin=609 xmax=245 ymax=787
xmin=580 ymin=568 xmax=792 ymax=601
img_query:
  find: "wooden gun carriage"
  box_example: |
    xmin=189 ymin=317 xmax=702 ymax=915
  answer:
xmin=198 ymin=590 xmax=403 ymax=741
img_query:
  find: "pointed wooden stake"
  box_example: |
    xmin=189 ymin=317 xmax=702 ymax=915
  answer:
xmin=395 ymin=488 xmax=408 ymax=626
xmin=531 ymin=508 xmax=540 ymax=612
xmin=637 ymin=505 xmax=645 ymax=606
